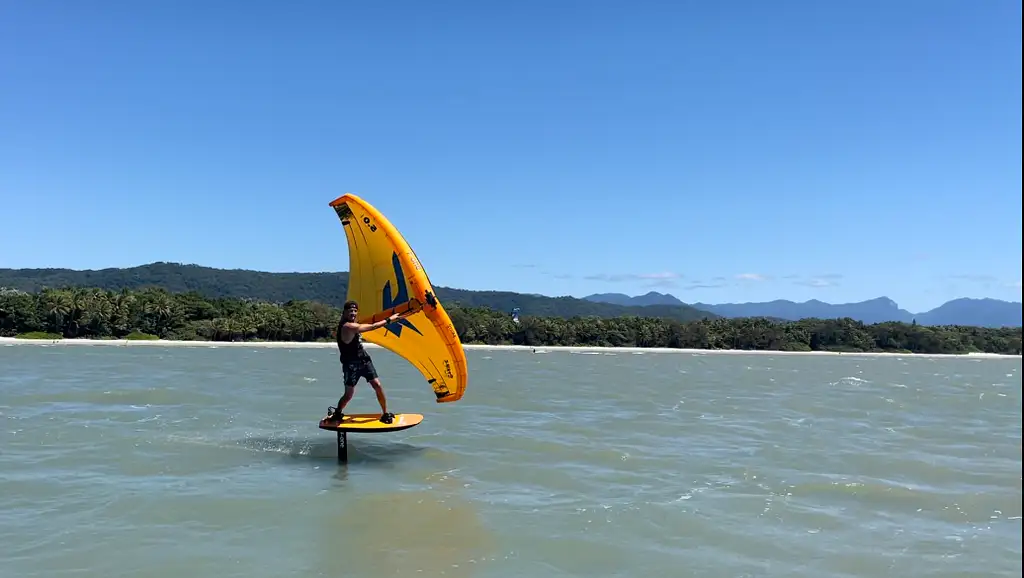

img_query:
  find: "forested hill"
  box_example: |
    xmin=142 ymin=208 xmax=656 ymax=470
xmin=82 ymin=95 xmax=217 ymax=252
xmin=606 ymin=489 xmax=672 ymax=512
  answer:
xmin=0 ymin=262 xmax=718 ymax=323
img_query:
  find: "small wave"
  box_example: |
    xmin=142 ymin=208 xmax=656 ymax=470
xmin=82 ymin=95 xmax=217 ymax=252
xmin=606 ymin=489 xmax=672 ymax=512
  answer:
xmin=829 ymin=376 xmax=871 ymax=387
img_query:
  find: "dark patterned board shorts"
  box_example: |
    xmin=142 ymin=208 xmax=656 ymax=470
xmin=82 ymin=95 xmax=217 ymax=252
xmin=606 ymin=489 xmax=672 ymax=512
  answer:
xmin=342 ymin=357 xmax=379 ymax=388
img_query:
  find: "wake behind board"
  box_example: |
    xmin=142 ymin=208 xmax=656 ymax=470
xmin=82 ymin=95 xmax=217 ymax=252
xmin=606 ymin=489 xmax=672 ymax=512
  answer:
xmin=318 ymin=413 xmax=423 ymax=434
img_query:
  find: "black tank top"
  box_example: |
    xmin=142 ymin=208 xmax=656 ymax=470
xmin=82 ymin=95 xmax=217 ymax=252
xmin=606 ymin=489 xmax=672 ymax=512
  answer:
xmin=337 ymin=325 xmax=368 ymax=362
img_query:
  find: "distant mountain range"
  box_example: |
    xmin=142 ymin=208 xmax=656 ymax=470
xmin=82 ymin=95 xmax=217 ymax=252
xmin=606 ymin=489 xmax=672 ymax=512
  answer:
xmin=584 ymin=291 xmax=1022 ymax=328
xmin=0 ymin=263 xmax=1018 ymax=328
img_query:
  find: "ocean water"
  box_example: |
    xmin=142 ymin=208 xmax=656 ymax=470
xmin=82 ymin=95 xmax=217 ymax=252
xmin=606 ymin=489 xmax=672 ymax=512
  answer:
xmin=0 ymin=343 xmax=1020 ymax=578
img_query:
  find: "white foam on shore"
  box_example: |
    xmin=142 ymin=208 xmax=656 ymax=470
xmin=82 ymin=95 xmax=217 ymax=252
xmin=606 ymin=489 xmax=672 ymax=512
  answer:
xmin=0 ymin=336 xmax=1018 ymax=359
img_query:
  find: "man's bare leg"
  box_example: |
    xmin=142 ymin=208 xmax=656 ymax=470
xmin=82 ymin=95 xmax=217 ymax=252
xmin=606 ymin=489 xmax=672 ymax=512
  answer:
xmin=337 ymin=385 xmax=355 ymax=412
xmin=369 ymin=379 xmax=394 ymax=423
xmin=369 ymin=378 xmax=388 ymax=414
xmin=327 ymin=386 xmax=355 ymax=422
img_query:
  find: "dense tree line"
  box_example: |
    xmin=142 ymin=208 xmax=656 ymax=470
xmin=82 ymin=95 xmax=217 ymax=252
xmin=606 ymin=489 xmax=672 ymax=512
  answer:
xmin=1 ymin=287 xmax=1020 ymax=355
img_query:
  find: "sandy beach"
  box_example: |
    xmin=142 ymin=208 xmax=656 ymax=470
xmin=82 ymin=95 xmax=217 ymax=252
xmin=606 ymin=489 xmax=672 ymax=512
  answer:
xmin=1 ymin=336 xmax=1018 ymax=359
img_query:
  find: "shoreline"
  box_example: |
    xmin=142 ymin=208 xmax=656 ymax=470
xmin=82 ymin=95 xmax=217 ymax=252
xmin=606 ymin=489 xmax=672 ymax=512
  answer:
xmin=1 ymin=336 xmax=1019 ymax=359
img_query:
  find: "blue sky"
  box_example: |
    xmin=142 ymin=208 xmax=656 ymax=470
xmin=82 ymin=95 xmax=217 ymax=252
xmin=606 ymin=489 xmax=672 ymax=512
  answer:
xmin=1 ymin=1 xmax=1020 ymax=312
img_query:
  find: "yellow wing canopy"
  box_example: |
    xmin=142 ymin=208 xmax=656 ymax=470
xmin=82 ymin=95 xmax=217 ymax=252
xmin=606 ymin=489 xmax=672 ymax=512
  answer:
xmin=329 ymin=193 xmax=468 ymax=403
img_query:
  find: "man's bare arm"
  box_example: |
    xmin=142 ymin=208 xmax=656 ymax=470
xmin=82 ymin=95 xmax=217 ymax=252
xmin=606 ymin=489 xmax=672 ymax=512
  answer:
xmin=343 ymin=314 xmax=399 ymax=334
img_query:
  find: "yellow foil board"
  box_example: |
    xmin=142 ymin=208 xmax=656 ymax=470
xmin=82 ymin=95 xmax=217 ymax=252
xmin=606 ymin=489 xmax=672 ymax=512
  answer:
xmin=318 ymin=413 xmax=424 ymax=433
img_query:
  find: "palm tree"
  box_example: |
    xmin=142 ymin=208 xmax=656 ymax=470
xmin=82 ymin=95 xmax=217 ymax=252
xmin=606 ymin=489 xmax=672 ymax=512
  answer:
xmin=40 ymin=288 xmax=72 ymax=336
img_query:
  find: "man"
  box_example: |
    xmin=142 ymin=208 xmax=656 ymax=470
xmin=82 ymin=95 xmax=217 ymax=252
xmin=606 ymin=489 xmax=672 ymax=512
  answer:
xmin=324 ymin=300 xmax=400 ymax=425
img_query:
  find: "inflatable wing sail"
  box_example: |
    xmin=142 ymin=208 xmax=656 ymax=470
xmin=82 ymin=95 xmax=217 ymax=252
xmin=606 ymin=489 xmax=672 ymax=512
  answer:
xmin=329 ymin=193 xmax=468 ymax=403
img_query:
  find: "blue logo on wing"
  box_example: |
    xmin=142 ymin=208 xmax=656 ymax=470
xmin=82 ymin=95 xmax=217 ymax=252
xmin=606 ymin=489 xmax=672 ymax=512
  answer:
xmin=382 ymin=252 xmax=422 ymax=337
